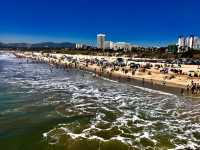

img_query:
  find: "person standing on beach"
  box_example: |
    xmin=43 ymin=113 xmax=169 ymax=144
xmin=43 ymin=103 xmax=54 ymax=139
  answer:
xmin=191 ymin=84 xmax=195 ymax=94
xmin=142 ymin=78 xmax=145 ymax=85
xmin=151 ymin=79 xmax=153 ymax=87
xmin=186 ymin=84 xmax=190 ymax=95
xmin=197 ymin=83 xmax=200 ymax=94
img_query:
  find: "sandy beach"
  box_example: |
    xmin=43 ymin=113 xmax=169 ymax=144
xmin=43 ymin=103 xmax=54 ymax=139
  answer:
xmin=14 ymin=51 xmax=200 ymax=96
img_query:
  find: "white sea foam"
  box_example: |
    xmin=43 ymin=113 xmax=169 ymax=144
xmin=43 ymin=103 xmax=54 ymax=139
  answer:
xmin=133 ymin=85 xmax=176 ymax=96
xmin=100 ymin=77 xmax=119 ymax=83
xmin=3 ymin=54 xmax=200 ymax=149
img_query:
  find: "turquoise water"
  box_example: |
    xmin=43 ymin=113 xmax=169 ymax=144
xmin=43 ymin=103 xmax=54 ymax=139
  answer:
xmin=0 ymin=52 xmax=200 ymax=150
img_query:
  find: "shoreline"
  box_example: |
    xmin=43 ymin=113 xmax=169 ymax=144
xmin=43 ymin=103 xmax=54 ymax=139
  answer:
xmin=88 ymin=67 xmax=183 ymax=97
xmin=13 ymin=51 xmax=200 ymax=98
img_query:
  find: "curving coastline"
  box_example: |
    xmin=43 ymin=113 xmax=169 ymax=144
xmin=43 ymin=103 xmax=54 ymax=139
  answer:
xmin=14 ymin=51 xmax=200 ymax=97
xmin=1 ymin=52 xmax=200 ymax=149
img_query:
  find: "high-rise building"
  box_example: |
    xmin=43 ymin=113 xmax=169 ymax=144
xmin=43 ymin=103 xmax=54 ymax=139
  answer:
xmin=193 ymin=36 xmax=200 ymax=49
xmin=185 ymin=37 xmax=190 ymax=48
xmin=178 ymin=36 xmax=185 ymax=48
xmin=177 ymin=35 xmax=200 ymax=52
xmin=197 ymin=38 xmax=200 ymax=49
xmin=75 ymin=44 xmax=83 ymax=49
xmin=96 ymin=33 xmax=138 ymax=51
xmin=189 ymin=35 xmax=194 ymax=49
xmin=186 ymin=35 xmax=200 ymax=49
xmin=97 ymin=34 xmax=106 ymax=49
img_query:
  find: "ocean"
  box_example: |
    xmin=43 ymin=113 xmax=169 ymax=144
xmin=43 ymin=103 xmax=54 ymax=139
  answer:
xmin=0 ymin=52 xmax=199 ymax=150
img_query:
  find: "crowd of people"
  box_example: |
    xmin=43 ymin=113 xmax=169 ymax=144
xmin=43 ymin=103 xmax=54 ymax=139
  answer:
xmin=186 ymin=81 xmax=200 ymax=95
xmin=15 ymin=52 xmax=200 ymax=97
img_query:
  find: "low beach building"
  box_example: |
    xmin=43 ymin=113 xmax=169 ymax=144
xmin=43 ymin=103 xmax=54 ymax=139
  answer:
xmin=113 ymin=42 xmax=132 ymax=51
xmin=105 ymin=41 xmax=114 ymax=50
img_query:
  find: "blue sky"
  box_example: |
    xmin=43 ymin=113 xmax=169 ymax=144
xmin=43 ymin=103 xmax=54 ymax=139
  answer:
xmin=0 ymin=0 xmax=200 ymax=47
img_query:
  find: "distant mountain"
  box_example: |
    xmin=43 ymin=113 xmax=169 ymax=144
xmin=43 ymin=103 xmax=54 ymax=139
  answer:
xmin=0 ymin=42 xmax=76 ymax=48
xmin=6 ymin=43 xmax=31 ymax=48
xmin=31 ymin=42 xmax=75 ymax=48
xmin=0 ymin=42 xmax=7 ymax=47
xmin=0 ymin=42 xmax=3 ymax=47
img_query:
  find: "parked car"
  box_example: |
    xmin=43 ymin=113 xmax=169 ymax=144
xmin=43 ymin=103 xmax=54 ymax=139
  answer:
xmin=114 ymin=58 xmax=126 ymax=67
xmin=127 ymin=59 xmax=135 ymax=66
xmin=129 ymin=63 xmax=140 ymax=69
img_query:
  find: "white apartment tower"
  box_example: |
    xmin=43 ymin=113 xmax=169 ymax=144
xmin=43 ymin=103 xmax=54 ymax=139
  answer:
xmin=186 ymin=35 xmax=200 ymax=49
xmin=185 ymin=37 xmax=190 ymax=48
xmin=193 ymin=36 xmax=200 ymax=49
xmin=178 ymin=35 xmax=200 ymax=52
xmin=189 ymin=36 xmax=194 ymax=48
xmin=75 ymin=44 xmax=83 ymax=49
xmin=97 ymin=34 xmax=106 ymax=49
xmin=178 ymin=36 xmax=185 ymax=48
